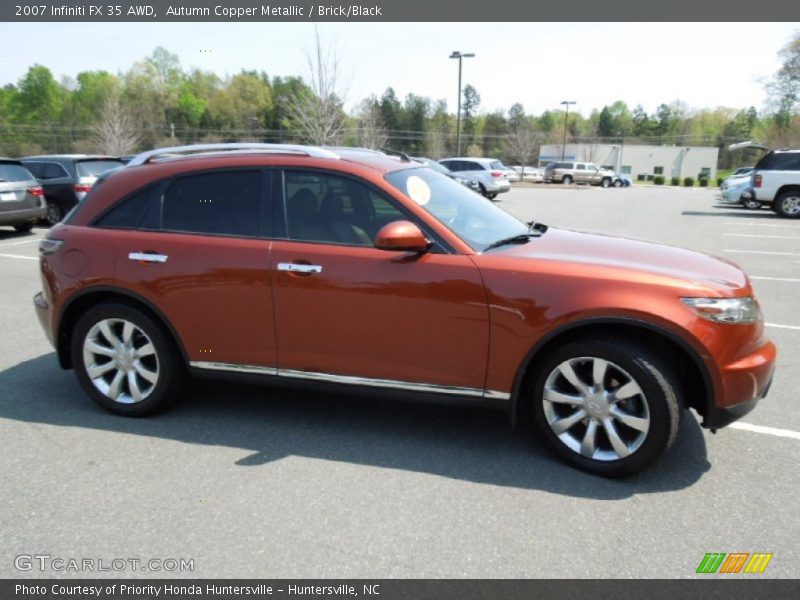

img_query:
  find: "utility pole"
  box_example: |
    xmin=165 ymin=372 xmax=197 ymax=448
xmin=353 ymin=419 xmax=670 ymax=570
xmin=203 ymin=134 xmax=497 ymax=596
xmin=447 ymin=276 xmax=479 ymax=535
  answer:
xmin=450 ymin=51 xmax=475 ymax=156
xmin=560 ymin=101 xmax=576 ymax=160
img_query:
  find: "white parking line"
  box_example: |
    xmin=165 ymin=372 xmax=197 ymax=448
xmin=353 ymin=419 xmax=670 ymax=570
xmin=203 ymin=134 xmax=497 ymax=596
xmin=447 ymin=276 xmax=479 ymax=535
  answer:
xmin=729 ymin=422 xmax=800 ymax=440
xmin=723 ymin=249 xmax=800 ymax=256
xmin=766 ymin=323 xmax=800 ymax=331
xmin=723 ymin=233 xmax=800 ymax=239
xmin=724 ymin=221 xmax=800 ymax=229
xmin=0 ymin=253 xmax=37 ymax=261
xmin=0 ymin=239 xmax=40 ymax=248
xmin=750 ymin=276 xmax=800 ymax=282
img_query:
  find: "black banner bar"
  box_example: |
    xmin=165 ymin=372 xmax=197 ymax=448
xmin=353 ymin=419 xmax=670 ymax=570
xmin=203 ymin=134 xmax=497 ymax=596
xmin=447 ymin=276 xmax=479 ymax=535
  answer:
xmin=3 ymin=579 xmax=800 ymax=600
xmin=2 ymin=0 xmax=800 ymax=22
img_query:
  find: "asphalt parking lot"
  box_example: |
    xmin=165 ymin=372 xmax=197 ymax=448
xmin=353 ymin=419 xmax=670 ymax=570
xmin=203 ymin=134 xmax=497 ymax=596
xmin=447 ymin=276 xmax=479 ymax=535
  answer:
xmin=1 ymin=185 xmax=798 ymax=579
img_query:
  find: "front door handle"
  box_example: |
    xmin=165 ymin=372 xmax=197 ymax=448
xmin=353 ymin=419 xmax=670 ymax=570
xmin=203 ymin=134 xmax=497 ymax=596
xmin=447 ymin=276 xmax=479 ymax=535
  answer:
xmin=277 ymin=262 xmax=323 ymax=274
xmin=129 ymin=252 xmax=168 ymax=264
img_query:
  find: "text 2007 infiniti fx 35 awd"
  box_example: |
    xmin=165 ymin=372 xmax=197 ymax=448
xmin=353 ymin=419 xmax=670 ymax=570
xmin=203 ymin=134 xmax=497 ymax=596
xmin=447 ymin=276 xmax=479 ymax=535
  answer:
xmin=33 ymin=144 xmax=776 ymax=477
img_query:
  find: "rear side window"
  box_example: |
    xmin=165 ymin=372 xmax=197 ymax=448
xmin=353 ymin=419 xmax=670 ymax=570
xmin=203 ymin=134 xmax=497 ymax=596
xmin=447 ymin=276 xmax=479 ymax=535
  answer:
xmin=26 ymin=162 xmax=68 ymax=180
xmin=163 ymin=170 xmax=264 ymax=237
xmin=77 ymin=160 xmax=125 ymax=177
xmin=576 ymin=164 xmax=586 ymax=170
xmin=758 ymin=153 xmax=800 ymax=171
xmin=466 ymin=162 xmax=483 ymax=170
xmin=95 ymin=185 xmax=161 ymax=230
xmin=0 ymin=163 xmax=34 ymax=182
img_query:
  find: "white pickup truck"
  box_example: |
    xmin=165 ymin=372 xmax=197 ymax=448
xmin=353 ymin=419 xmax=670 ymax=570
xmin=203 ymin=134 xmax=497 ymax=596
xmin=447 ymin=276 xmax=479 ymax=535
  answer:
xmin=734 ymin=144 xmax=800 ymax=218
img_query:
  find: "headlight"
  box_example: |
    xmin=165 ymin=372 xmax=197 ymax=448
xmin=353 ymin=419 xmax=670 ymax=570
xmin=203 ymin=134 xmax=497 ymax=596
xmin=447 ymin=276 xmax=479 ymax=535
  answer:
xmin=681 ymin=296 xmax=761 ymax=324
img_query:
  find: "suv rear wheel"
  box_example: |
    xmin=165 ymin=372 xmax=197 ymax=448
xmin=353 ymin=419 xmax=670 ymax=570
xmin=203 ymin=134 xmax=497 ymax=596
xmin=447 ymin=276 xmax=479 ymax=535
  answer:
xmin=71 ymin=302 xmax=186 ymax=416
xmin=774 ymin=190 xmax=800 ymax=218
xmin=562 ymin=175 xmax=573 ymax=185
xmin=530 ymin=338 xmax=680 ymax=477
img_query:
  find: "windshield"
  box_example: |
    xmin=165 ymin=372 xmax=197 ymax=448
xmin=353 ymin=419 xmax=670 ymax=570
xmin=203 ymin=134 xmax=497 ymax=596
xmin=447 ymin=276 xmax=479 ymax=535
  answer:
xmin=77 ymin=159 xmax=124 ymax=177
xmin=385 ymin=167 xmax=529 ymax=251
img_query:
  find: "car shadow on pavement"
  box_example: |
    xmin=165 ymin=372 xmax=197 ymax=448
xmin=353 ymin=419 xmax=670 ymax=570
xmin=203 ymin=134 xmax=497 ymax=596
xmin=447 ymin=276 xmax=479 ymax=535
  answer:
xmin=0 ymin=353 xmax=711 ymax=498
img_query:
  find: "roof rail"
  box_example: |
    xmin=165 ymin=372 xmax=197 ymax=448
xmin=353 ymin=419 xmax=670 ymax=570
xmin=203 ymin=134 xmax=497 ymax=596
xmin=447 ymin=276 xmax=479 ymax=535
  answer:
xmin=126 ymin=143 xmax=340 ymax=167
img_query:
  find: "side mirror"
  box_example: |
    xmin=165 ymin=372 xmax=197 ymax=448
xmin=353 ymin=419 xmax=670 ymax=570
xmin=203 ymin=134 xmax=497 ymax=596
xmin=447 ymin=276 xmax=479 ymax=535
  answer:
xmin=374 ymin=220 xmax=431 ymax=253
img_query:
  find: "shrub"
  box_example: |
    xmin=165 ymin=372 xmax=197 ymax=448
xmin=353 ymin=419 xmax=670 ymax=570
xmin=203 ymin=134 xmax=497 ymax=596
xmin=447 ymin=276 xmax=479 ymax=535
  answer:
xmin=653 ymin=175 xmax=665 ymax=185
xmin=671 ymin=176 xmax=680 ymax=186
xmin=717 ymin=177 xmax=724 ymax=187
xmin=699 ymin=178 xmax=709 ymax=187
xmin=683 ymin=177 xmax=695 ymax=187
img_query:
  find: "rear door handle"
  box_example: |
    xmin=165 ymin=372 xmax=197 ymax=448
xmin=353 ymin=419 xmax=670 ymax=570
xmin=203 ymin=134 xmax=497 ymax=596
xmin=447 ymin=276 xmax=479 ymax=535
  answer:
xmin=129 ymin=252 xmax=168 ymax=264
xmin=277 ymin=263 xmax=323 ymax=274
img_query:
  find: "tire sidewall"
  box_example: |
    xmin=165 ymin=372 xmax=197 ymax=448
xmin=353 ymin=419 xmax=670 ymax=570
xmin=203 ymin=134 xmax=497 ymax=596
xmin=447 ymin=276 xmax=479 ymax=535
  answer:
xmin=774 ymin=192 xmax=800 ymax=218
xmin=71 ymin=303 xmax=182 ymax=416
xmin=530 ymin=340 xmax=679 ymax=477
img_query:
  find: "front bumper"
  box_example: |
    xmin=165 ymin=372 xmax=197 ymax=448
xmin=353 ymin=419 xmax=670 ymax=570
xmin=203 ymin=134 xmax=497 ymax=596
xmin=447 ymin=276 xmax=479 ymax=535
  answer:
xmin=702 ymin=339 xmax=776 ymax=429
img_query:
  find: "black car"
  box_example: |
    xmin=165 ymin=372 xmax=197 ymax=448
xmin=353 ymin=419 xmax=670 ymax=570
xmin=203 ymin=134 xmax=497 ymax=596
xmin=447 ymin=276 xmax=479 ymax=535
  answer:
xmin=410 ymin=157 xmax=482 ymax=193
xmin=20 ymin=155 xmax=125 ymax=225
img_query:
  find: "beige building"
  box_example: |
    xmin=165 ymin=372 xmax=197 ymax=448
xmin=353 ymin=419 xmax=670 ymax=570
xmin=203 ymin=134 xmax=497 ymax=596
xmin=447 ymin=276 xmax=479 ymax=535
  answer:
xmin=538 ymin=143 xmax=719 ymax=180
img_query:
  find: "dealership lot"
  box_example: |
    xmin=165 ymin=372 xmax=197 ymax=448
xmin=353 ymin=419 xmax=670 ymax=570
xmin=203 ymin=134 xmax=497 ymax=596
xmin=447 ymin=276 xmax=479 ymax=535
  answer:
xmin=0 ymin=185 xmax=797 ymax=578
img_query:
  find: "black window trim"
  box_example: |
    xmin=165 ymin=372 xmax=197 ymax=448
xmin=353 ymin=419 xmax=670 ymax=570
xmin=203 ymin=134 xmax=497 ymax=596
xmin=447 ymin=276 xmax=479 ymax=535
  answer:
xmin=277 ymin=167 xmax=455 ymax=254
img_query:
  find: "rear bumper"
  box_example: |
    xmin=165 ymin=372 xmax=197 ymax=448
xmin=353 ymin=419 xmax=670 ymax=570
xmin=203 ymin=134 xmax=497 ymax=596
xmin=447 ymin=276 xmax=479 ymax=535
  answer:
xmin=702 ymin=339 xmax=776 ymax=429
xmin=0 ymin=204 xmax=46 ymax=225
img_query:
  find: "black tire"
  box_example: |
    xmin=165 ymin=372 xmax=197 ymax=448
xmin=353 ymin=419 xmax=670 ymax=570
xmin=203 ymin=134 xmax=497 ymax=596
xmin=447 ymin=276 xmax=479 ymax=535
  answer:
xmin=479 ymin=184 xmax=489 ymax=197
xmin=742 ymin=198 xmax=761 ymax=210
xmin=773 ymin=190 xmax=800 ymax=219
xmin=562 ymin=175 xmax=573 ymax=185
xmin=13 ymin=222 xmax=35 ymax=233
xmin=487 ymin=192 xmax=498 ymax=200
xmin=529 ymin=338 xmax=680 ymax=477
xmin=44 ymin=200 xmax=64 ymax=226
xmin=601 ymin=177 xmax=611 ymax=188
xmin=613 ymin=180 xmax=623 ymax=188
xmin=71 ymin=302 xmax=186 ymax=416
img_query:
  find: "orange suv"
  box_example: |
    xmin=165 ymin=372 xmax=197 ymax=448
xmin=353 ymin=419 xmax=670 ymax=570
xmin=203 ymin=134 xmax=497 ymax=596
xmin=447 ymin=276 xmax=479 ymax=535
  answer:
xmin=33 ymin=144 xmax=776 ymax=476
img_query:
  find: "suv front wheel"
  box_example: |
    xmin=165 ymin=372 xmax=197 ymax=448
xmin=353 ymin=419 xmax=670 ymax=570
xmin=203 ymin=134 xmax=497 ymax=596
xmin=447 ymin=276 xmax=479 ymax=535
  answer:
xmin=562 ymin=175 xmax=573 ymax=185
xmin=530 ymin=338 xmax=680 ymax=477
xmin=773 ymin=190 xmax=800 ymax=218
xmin=71 ymin=302 xmax=186 ymax=416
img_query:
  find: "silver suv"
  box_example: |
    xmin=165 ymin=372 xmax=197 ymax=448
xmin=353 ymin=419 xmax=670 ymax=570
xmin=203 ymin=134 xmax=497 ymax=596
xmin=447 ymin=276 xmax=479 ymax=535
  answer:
xmin=438 ymin=157 xmax=511 ymax=199
xmin=0 ymin=158 xmax=46 ymax=232
xmin=544 ymin=161 xmax=616 ymax=187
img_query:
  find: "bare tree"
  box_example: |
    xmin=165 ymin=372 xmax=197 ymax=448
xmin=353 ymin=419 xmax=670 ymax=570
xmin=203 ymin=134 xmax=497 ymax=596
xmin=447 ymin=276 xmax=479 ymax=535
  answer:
xmin=426 ymin=131 xmax=446 ymax=159
xmin=90 ymin=89 xmax=141 ymax=155
xmin=506 ymin=122 xmax=539 ymax=173
xmin=355 ymin=98 xmax=388 ymax=149
xmin=285 ymin=27 xmax=347 ymax=145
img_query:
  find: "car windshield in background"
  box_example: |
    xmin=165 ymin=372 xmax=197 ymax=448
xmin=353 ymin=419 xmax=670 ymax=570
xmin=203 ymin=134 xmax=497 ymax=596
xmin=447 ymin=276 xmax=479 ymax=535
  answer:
xmin=0 ymin=163 xmax=35 ymax=182
xmin=76 ymin=159 xmax=125 ymax=177
xmin=385 ymin=167 xmax=529 ymax=251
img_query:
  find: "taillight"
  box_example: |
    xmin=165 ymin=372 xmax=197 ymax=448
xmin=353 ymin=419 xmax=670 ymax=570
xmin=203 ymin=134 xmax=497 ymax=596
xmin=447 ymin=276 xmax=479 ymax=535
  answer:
xmin=754 ymin=174 xmax=762 ymax=188
xmin=27 ymin=186 xmax=44 ymax=196
xmin=39 ymin=239 xmax=64 ymax=255
xmin=72 ymin=183 xmax=92 ymax=193
xmin=491 ymin=170 xmax=502 ymax=178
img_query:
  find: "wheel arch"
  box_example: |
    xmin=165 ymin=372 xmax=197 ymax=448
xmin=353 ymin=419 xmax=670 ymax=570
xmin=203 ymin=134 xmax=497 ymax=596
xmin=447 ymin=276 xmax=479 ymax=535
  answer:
xmin=775 ymin=184 xmax=800 ymax=199
xmin=509 ymin=317 xmax=714 ymax=428
xmin=56 ymin=286 xmax=189 ymax=370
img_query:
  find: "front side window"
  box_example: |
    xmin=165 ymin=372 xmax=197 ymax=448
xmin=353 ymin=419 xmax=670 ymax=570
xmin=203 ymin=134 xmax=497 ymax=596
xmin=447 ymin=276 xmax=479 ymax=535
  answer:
xmin=284 ymin=171 xmax=405 ymax=246
xmin=386 ymin=167 xmax=528 ymax=252
xmin=575 ymin=164 xmax=586 ymax=171
xmin=163 ymin=170 xmax=263 ymax=237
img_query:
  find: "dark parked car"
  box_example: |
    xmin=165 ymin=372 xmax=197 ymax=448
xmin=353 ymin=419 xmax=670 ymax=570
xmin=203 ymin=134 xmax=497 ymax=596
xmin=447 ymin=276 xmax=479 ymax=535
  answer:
xmin=410 ymin=157 xmax=481 ymax=193
xmin=0 ymin=158 xmax=47 ymax=232
xmin=20 ymin=155 xmax=125 ymax=225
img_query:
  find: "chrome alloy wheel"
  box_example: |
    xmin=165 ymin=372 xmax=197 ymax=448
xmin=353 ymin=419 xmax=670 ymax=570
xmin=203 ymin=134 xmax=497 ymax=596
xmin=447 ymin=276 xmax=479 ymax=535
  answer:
xmin=780 ymin=195 xmax=800 ymax=215
xmin=542 ymin=357 xmax=650 ymax=461
xmin=82 ymin=318 xmax=159 ymax=404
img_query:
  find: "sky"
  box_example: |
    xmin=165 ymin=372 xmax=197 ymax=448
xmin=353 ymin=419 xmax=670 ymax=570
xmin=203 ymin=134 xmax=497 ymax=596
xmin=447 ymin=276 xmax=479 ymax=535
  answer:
xmin=1 ymin=22 xmax=798 ymax=116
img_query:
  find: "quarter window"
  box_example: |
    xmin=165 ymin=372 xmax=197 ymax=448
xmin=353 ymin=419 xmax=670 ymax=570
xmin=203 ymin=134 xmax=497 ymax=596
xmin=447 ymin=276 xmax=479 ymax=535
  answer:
xmin=163 ymin=170 xmax=264 ymax=237
xmin=95 ymin=185 xmax=161 ymax=230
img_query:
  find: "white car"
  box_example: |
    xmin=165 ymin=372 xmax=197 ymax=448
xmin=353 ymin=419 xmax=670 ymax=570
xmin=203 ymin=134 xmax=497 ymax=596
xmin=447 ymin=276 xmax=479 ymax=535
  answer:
xmin=511 ymin=166 xmax=544 ymax=183
xmin=720 ymin=174 xmax=759 ymax=209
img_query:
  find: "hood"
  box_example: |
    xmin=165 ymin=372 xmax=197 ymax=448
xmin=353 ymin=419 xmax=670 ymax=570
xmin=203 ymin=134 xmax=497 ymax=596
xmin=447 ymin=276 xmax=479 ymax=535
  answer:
xmin=495 ymin=227 xmax=748 ymax=292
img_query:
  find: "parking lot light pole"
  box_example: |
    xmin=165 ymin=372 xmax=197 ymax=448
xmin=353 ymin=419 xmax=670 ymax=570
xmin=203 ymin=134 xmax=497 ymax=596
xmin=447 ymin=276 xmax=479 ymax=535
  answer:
xmin=560 ymin=101 xmax=576 ymax=160
xmin=450 ymin=51 xmax=475 ymax=156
